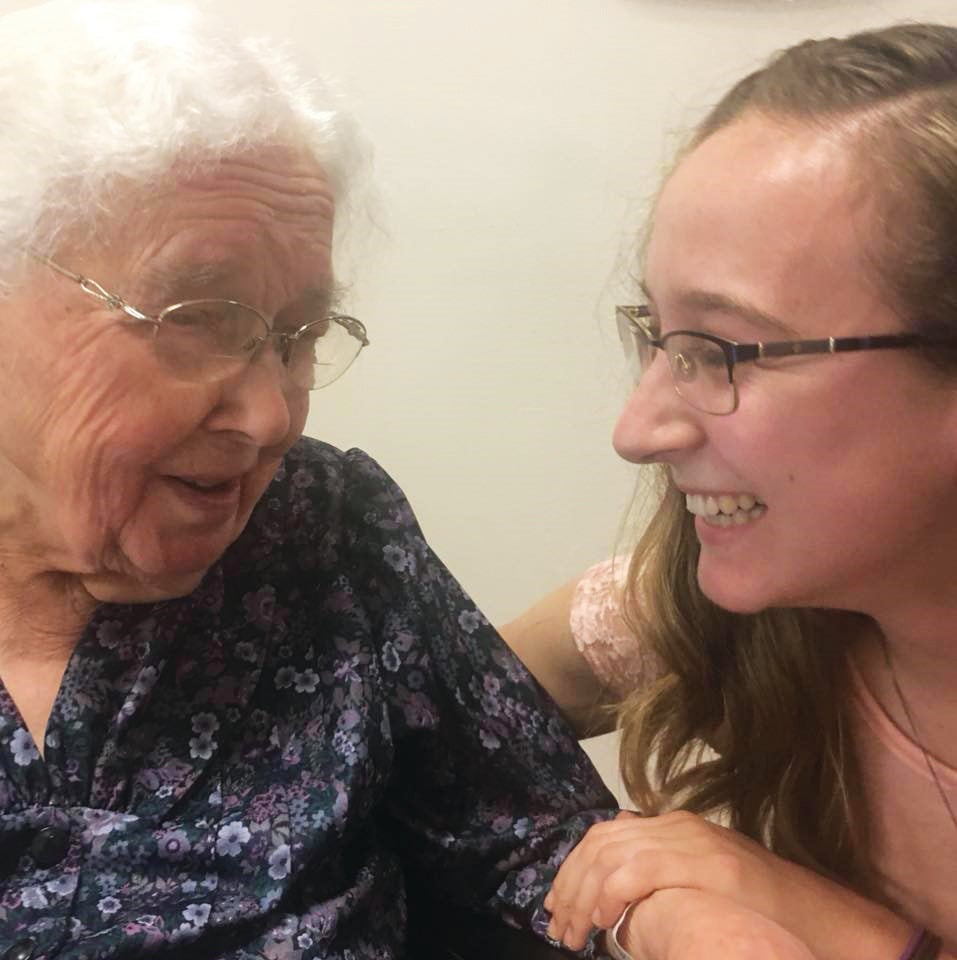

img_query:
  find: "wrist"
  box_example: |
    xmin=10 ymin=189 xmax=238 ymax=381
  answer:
xmin=787 ymin=877 xmax=913 ymax=960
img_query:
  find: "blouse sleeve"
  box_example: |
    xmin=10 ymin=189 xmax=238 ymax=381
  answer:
xmin=341 ymin=449 xmax=618 ymax=953
xmin=570 ymin=557 xmax=660 ymax=700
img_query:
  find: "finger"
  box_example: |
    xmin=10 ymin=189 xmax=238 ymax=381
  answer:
xmin=548 ymin=825 xmax=617 ymax=922
xmin=558 ymin=838 xmax=672 ymax=945
xmin=548 ymin=826 xmax=649 ymax=946
xmin=556 ymin=848 xmax=619 ymax=951
xmin=549 ymin=816 xmax=716 ymax=937
xmin=592 ymin=849 xmax=705 ymax=928
xmin=548 ymin=834 xmax=625 ymax=930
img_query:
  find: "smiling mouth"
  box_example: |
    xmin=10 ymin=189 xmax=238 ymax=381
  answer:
xmin=686 ymin=492 xmax=767 ymax=527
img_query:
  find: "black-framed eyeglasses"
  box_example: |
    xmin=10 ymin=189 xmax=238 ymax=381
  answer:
xmin=34 ymin=253 xmax=370 ymax=390
xmin=616 ymin=304 xmax=957 ymax=415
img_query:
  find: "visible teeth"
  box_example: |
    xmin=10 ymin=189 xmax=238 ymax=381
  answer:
xmin=685 ymin=491 xmax=766 ymax=525
xmin=718 ymin=494 xmax=737 ymax=514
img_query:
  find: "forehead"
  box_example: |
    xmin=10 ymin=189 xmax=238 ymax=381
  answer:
xmin=85 ymin=147 xmax=337 ymax=301
xmin=645 ymin=115 xmax=885 ymax=326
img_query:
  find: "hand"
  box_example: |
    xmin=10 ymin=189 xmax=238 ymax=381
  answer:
xmin=543 ymin=810 xmax=908 ymax=958
xmin=616 ymin=888 xmax=818 ymax=960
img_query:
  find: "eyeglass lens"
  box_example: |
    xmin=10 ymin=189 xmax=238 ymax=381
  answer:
xmin=154 ymin=301 xmax=362 ymax=389
xmin=617 ymin=312 xmax=736 ymax=415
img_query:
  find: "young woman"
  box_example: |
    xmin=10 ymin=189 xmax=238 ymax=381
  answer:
xmin=508 ymin=22 xmax=957 ymax=960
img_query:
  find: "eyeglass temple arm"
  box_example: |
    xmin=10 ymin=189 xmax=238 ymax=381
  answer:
xmin=732 ymin=333 xmax=928 ymax=362
xmin=28 ymin=250 xmax=153 ymax=323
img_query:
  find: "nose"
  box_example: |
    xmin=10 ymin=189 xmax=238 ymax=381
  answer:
xmin=612 ymin=352 xmax=705 ymax=464
xmin=207 ymin=345 xmax=297 ymax=448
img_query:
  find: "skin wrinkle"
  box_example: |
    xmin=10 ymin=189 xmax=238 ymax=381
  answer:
xmin=0 ymin=575 xmax=95 ymax=660
xmin=0 ymin=148 xmax=332 ymax=683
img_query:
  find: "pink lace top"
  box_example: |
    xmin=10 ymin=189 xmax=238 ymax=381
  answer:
xmin=570 ymin=558 xmax=957 ymax=949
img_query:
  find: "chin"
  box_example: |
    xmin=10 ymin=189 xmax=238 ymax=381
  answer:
xmin=86 ymin=530 xmax=238 ymax=604
xmin=697 ymin=563 xmax=825 ymax=616
xmin=696 ymin=565 xmax=776 ymax=616
xmin=82 ymin=568 xmax=208 ymax=605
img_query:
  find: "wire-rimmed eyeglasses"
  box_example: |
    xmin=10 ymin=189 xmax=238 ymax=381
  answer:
xmin=34 ymin=253 xmax=369 ymax=390
xmin=616 ymin=304 xmax=957 ymax=415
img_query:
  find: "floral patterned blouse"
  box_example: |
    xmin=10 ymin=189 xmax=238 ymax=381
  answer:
xmin=0 ymin=439 xmax=616 ymax=959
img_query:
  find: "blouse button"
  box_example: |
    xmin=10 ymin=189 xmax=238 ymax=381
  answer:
xmin=29 ymin=826 xmax=70 ymax=869
xmin=3 ymin=940 xmax=36 ymax=960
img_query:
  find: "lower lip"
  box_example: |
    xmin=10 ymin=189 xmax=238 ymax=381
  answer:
xmin=694 ymin=511 xmax=764 ymax=544
xmin=165 ymin=477 xmax=242 ymax=514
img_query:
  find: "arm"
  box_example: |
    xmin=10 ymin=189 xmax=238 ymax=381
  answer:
xmin=612 ymin=889 xmax=819 ymax=960
xmin=499 ymin=577 xmax=615 ymax=737
xmin=344 ymin=452 xmax=619 ymax=950
xmin=501 ymin=556 xmax=649 ymax=738
xmin=545 ymin=810 xmax=954 ymax=960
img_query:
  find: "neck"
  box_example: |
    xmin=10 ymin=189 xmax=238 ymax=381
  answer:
xmin=854 ymin=618 xmax=957 ymax=769
xmin=0 ymin=560 xmax=96 ymax=661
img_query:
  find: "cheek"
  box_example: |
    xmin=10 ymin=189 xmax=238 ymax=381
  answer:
xmin=48 ymin=380 xmax=215 ymax=527
xmin=279 ymin=390 xmax=310 ymax=456
xmin=289 ymin=389 xmax=310 ymax=432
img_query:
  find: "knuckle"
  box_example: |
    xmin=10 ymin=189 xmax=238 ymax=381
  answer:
xmin=596 ymin=844 xmax=624 ymax=868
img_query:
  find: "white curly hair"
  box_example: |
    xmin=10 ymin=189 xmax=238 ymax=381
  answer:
xmin=0 ymin=0 xmax=368 ymax=295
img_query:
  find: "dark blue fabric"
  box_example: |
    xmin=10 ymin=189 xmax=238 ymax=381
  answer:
xmin=0 ymin=438 xmax=616 ymax=958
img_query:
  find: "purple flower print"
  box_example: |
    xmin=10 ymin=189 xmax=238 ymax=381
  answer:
xmin=216 ymin=822 xmax=251 ymax=857
xmin=458 ymin=609 xmax=483 ymax=634
xmin=156 ymin=829 xmax=191 ymax=862
xmin=243 ymin=586 xmax=277 ymax=627
xmin=191 ymin=712 xmax=220 ymax=736
xmin=98 ymin=896 xmax=121 ymax=917
xmin=10 ymin=727 xmax=38 ymax=767
xmin=182 ymin=903 xmax=211 ymax=926
xmin=267 ymin=844 xmax=291 ymax=880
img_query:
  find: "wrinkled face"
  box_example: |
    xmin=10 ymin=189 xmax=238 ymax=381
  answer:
xmin=614 ymin=114 xmax=957 ymax=617
xmin=0 ymin=146 xmax=335 ymax=602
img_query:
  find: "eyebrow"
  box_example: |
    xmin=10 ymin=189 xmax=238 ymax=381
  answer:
xmin=139 ymin=260 xmax=338 ymax=312
xmin=639 ymin=283 xmax=799 ymax=338
xmin=141 ymin=260 xmax=234 ymax=293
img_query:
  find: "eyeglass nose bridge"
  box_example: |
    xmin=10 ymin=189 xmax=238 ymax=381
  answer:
xmin=242 ymin=328 xmax=298 ymax=366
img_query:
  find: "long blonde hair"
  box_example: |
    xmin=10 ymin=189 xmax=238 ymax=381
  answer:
xmin=618 ymin=23 xmax=957 ymax=894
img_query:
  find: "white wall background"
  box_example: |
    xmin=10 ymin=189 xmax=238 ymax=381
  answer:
xmin=6 ymin=0 xmax=957 ymax=790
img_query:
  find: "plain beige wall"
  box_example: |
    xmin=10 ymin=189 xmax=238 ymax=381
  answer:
xmin=6 ymin=0 xmax=957 ymax=791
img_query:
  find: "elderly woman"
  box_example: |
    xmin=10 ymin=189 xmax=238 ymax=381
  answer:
xmin=0 ymin=2 xmax=616 ymax=958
